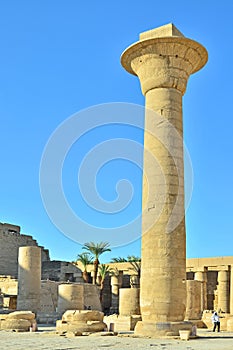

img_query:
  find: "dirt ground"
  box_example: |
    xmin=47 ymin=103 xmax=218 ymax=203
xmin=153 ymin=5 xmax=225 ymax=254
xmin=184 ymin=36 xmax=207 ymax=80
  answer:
xmin=0 ymin=326 xmax=233 ymax=350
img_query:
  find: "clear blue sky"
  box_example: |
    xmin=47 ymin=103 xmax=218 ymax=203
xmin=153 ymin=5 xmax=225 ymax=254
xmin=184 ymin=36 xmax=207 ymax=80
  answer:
xmin=0 ymin=1 xmax=232 ymax=263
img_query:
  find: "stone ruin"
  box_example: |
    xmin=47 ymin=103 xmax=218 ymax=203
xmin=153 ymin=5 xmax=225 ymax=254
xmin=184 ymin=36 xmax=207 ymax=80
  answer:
xmin=0 ymin=311 xmax=37 ymax=332
xmin=56 ymin=310 xmax=106 ymax=335
xmin=1 ymin=24 xmax=233 ymax=338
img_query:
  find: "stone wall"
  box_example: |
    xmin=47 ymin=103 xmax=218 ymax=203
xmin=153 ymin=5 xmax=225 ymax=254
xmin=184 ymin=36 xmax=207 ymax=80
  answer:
xmin=42 ymin=261 xmax=83 ymax=282
xmin=0 ymin=276 xmax=18 ymax=295
xmin=0 ymin=223 xmax=50 ymax=277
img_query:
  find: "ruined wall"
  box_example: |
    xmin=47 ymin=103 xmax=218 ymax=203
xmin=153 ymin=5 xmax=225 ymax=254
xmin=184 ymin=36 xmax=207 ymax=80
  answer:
xmin=0 ymin=276 xmax=18 ymax=295
xmin=0 ymin=223 xmax=50 ymax=277
xmin=42 ymin=261 xmax=83 ymax=282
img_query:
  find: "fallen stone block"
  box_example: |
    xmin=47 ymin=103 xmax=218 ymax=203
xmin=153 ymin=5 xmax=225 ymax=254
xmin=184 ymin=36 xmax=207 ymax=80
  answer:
xmin=62 ymin=310 xmax=104 ymax=322
xmin=56 ymin=319 xmax=107 ymax=334
xmin=7 ymin=311 xmax=35 ymax=321
xmin=0 ymin=318 xmax=31 ymax=331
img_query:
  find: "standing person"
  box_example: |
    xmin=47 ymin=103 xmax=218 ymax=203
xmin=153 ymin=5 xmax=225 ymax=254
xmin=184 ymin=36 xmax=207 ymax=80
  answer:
xmin=211 ymin=311 xmax=220 ymax=332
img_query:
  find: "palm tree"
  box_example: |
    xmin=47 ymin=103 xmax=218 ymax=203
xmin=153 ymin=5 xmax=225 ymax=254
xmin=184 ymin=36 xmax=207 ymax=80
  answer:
xmin=98 ymin=264 xmax=111 ymax=309
xmin=110 ymin=257 xmax=127 ymax=263
xmin=127 ymin=256 xmax=141 ymax=288
xmin=127 ymin=255 xmax=141 ymax=262
xmin=98 ymin=264 xmax=111 ymax=290
xmin=82 ymin=241 xmax=111 ymax=284
xmin=76 ymin=252 xmax=93 ymax=283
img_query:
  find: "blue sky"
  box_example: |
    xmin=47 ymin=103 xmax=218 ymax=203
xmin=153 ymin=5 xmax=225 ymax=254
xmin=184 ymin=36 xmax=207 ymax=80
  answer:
xmin=0 ymin=1 xmax=232 ymax=263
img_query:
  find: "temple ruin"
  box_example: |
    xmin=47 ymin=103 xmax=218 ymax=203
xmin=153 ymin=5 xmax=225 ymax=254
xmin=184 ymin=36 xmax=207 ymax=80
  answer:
xmin=1 ymin=24 xmax=233 ymax=337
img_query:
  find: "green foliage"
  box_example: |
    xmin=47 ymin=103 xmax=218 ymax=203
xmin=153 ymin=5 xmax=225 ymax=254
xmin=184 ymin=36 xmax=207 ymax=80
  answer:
xmin=82 ymin=241 xmax=111 ymax=285
xmin=110 ymin=257 xmax=127 ymax=263
xmin=98 ymin=264 xmax=111 ymax=280
xmin=76 ymin=252 xmax=93 ymax=270
xmin=82 ymin=241 xmax=111 ymax=261
xmin=127 ymin=255 xmax=141 ymax=262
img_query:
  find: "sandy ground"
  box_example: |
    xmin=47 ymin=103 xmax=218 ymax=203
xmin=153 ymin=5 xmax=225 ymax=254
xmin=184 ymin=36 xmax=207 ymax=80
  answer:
xmin=0 ymin=326 xmax=233 ymax=350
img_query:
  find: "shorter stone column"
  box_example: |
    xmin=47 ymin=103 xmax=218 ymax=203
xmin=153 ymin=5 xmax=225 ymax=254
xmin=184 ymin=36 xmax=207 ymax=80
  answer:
xmin=185 ymin=280 xmax=202 ymax=320
xmin=110 ymin=275 xmax=120 ymax=314
xmin=119 ymin=288 xmax=140 ymax=316
xmin=217 ymin=270 xmax=230 ymax=313
xmin=17 ymin=246 xmax=41 ymax=313
xmin=194 ymin=270 xmax=207 ymax=311
xmin=57 ymin=284 xmax=83 ymax=314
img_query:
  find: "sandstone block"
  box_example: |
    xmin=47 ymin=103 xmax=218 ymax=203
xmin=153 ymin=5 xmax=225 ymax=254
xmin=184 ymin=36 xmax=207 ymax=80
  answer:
xmin=56 ymin=319 xmax=106 ymax=333
xmin=0 ymin=318 xmax=31 ymax=331
xmin=7 ymin=311 xmax=35 ymax=320
xmin=62 ymin=310 xmax=104 ymax=322
xmin=227 ymin=317 xmax=233 ymax=331
xmin=0 ymin=314 xmax=8 ymax=320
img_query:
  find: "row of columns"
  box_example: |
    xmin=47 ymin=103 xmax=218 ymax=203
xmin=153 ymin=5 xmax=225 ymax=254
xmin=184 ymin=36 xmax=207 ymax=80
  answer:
xmin=192 ymin=267 xmax=233 ymax=314
xmin=15 ymin=245 xmax=233 ymax=318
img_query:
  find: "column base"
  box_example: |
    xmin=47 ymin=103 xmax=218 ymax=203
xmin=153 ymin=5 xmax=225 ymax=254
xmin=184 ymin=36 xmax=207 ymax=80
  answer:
xmin=134 ymin=320 xmax=193 ymax=337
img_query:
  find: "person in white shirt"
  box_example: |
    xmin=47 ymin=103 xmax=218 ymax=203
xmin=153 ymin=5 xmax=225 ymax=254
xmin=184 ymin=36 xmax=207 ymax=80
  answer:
xmin=211 ymin=311 xmax=220 ymax=332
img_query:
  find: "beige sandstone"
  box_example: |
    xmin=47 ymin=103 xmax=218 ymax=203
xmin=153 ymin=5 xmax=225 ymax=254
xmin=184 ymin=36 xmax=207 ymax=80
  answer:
xmin=227 ymin=317 xmax=233 ymax=331
xmin=217 ymin=270 xmax=230 ymax=313
xmin=56 ymin=319 xmax=106 ymax=334
xmin=56 ymin=310 xmax=106 ymax=334
xmin=0 ymin=223 xmax=49 ymax=277
xmin=7 ymin=311 xmax=35 ymax=320
xmin=57 ymin=283 xmax=101 ymax=314
xmin=0 ymin=318 xmax=31 ymax=331
xmin=17 ymin=246 xmax=41 ymax=313
xmin=121 ymin=23 xmax=207 ymax=336
xmin=103 ymin=314 xmax=142 ymax=332
xmin=185 ymin=280 xmax=202 ymax=320
xmin=62 ymin=310 xmax=104 ymax=322
xmin=119 ymin=288 xmax=140 ymax=316
xmin=0 ymin=311 xmax=37 ymax=332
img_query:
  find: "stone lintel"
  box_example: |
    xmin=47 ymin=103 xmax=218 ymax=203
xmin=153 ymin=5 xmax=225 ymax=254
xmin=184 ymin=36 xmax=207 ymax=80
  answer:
xmin=187 ymin=266 xmax=206 ymax=272
xmin=140 ymin=23 xmax=184 ymax=41
xmin=207 ymin=265 xmax=230 ymax=272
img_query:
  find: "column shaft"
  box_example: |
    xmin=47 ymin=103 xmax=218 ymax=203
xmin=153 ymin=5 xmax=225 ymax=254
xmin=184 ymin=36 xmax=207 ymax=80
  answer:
xmin=140 ymin=87 xmax=186 ymax=322
xmin=121 ymin=22 xmax=208 ymax=336
xmin=17 ymin=246 xmax=41 ymax=313
xmin=217 ymin=270 xmax=230 ymax=313
xmin=194 ymin=271 xmax=207 ymax=311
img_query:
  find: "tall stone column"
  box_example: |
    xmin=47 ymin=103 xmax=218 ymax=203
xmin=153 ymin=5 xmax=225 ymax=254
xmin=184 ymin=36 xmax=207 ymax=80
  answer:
xmin=194 ymin=270 xmax=207 ymax=311
xmin=17 ymin=246 xmax=41 ymax=313
xmin=217 ymin=270 xmax=230 ymax=313
xmin=121 ymin=23 xmax=207 ymax=336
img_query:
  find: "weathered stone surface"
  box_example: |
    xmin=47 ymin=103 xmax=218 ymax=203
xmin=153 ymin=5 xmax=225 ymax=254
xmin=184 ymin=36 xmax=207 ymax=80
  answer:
xmin=62 ymin=310 xmax=104 ymax=322
xmin=217 ymin=270 xmax=230 ymax=313
xmin=0 ymin=222 xmax=49 ymax=277
xmin=227 ymin=317 xmax=233 ymax=331
xmin=104 ymin=314 xmax=141 ymax=332
xmin=56 ymin=320 xmax=106 ymax=333
xmin=17 ymin=246 xmax=41 ymax=313
xmin=119 ymin=288 xmax=140 ymax=316
xmin=121 ymin=23 xmax=207 ymax=337
xmin=0 ymin=314 xmax=8 ymax=320
xmin=7 ymin=311 xmax=35 ymax=320
xmin=0 ymin=318 xmax=31 ymax=331
xmin=185 ymin=280 xmax=202 ymax=320
xmin=57 ymin=284 xmax=101 ymax=314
